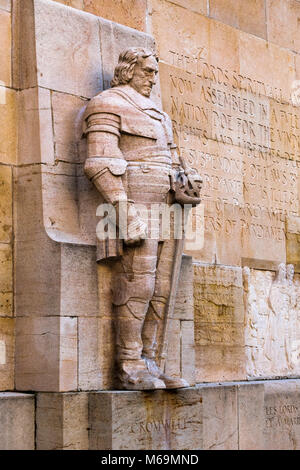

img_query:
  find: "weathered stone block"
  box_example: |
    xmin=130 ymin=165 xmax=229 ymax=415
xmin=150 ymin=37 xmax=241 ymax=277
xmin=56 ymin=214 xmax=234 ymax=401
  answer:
xmin=0 ymin=318 xmax=14 ymax=390
xmin=286 ymin=216 xmax=300 ymax=272
xmin=0 ymin=0 xmax=11 ymax=12
xmin=55 ymin=0 xmax=83 ymax=9
xmin=36 ymin=392 xmax=89 ymax=450
xmin=84 ymin=0 xmax=147 ymax=32
xmin=0 ymin=165 xmax=12 ymax=244
xmin=15 ymin=235 xmax=62 ymax=319
xmin=181 ymin=320 xmax=195 ymax=386
xmin=14 ymin=167 xmax=63 ymax=318
xmin=241 ymin=206 xmax=286 ymax=270
xmin=264 ymin=380 xmax=300 ymax=450
xmin=89 ymin=389 xmax=203 ymax=450
xmin=51 ymin=91 xmax=87 ymax=163
xmin=201 ymin=384 xmax=238 ymax=450
xmin=0 ymin=87 xmax=17 ymax=164
xmin=78 ymin=316 xmax=115 ymax=391
xmin=155 ymin=0 xmax=207 ymax=15
xmin=173 ymin=255 xmax=194 ymax=320
xmin=0 ymin=291 xmax=12 ymax=317
xmin=239 ymin=31 xmax=296 ymax=104
xmin=164 ymin=319 xmax=181 ymax=379
xmin=243 ymin=267 xmax=300 ymax=379
xmin=18 ymin=87 xmax=54 ymax=165
xmin=194 ymin=264 xmax=246 ymax=382
xmin=0 ymin=9 xmax=11 ymax=86
xmin=209 ymin=16 xmax=240 ymax=74
xmin=34 ymin=0 xmax=102 ymax=97
xmin=42 ymin=163 xmax=81 ymax=239
xmin=296 ymin=53 xmax=300 ymax=80
xmin=151 ymin=0 xmax=210 ymax=65
xmin=78 ymin=317 xmax=103 ymax=391
xmin=238 ymin=382 xmax=265 ymax=450
xmin=266 ymin=0 xmax=300 ymax=53
xmin=0 ymin=393 xmax=35 ymax=450
xmin=210 ymin=0 xmax=267 ymax=39
xmin=16 ymin=317 xmax=78 ymax=392
xmin=60 ymin=244 xmax=99 ymax=317
xmin=56 ymin=0 xmax=148 ymax=32
xmin=0 ymin=244 xmax=12 ymax=317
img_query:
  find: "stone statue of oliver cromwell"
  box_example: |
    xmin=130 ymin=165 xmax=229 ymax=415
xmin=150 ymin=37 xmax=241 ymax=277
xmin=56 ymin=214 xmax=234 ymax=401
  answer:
xmin=83 ymin=48 xmax=202 ymax=390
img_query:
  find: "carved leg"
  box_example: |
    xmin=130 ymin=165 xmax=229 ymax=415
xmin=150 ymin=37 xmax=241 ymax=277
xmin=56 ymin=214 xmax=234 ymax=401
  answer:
xmin=112 ymin=240 xmax=165 ymax=390
xmin=142 ymin=240 xmax=189 ymax=389
xmin=114 ymin=301 xmax=165 ymax=390
xmin=141 ymin=298 xmax=162 ymax=361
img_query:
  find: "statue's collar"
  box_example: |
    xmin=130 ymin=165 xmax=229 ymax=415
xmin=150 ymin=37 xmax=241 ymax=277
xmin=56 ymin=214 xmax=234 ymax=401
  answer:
xmin=111 ymin=85 xmax=163 ymax=114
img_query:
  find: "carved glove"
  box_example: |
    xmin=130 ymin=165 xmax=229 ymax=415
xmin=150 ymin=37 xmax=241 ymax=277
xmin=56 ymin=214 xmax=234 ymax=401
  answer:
xmin=171 ymin=166 xmax=203 ymax=207
xmin=114 ymin=200 xmax=148 ymax=246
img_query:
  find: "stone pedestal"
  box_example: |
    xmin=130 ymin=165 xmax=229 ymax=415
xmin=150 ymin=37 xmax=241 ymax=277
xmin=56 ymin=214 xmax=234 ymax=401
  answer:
xmin=0 ymin=393 xmax=35 ymax=450
xmin=2 ymin=379 xmax=298 ymax=450
xmin=36 ymin=393 xmax=89 ymax=450
xmin=263 ymin=380 xmax=300 ymax=450
xmin=87 ymin=380 xmax=300 ymax=450
xmin=89 ymin=388 xmax=202 ymax=450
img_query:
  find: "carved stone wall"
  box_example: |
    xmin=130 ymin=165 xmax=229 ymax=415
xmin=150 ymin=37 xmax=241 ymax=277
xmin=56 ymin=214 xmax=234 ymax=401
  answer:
xmin=0 ymin=0 xmax=300 ymax=450
xmin=0 ymin=0 xmax=297 ymax=395
xmin=0 ymin=0 xmax=15 ymax=392
xmin=150 ymin=0 xmax=300 ymax=381
xmin=243 ymin=265 xmax=300 ymax=379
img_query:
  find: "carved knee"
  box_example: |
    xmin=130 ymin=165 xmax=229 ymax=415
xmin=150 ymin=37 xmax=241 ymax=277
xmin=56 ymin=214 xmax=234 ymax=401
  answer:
xmin=148 ymin=298 xmax=167 ymax=321
xmin=112 ymin=273 xmax=156 ymax=306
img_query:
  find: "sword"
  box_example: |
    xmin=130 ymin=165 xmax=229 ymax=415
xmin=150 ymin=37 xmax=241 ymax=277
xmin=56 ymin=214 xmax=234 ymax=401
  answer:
xmin=158 ymin=237 xmax=185 ymax=371
xmin=158 ymin=155 xmax=201 ymax=370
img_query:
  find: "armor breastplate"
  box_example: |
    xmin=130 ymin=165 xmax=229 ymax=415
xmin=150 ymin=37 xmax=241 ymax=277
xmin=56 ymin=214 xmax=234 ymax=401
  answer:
xmin=84 ymin=85 xmax=174 ymax=166
xmin=116 ymin=88 xmax=173 ymax=165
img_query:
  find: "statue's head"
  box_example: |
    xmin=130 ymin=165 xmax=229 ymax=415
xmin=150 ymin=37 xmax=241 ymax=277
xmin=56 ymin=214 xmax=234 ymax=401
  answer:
xmin=111 ymin=47 xmax=159 ymax=97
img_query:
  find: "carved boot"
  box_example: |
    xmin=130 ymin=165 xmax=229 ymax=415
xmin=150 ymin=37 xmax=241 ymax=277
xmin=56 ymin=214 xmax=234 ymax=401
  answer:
xmin=117 ymin=358 xmax=166 ymax=391
xmin=142 ymin=299 xmax=190 ymax=389
xmin=114 ymin=302 xmax=166 ymax=390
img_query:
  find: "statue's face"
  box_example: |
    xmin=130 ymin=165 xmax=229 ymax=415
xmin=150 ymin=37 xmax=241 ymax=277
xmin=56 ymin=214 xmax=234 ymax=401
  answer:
xmin=129 ymin=55 xmax=158 ymax=97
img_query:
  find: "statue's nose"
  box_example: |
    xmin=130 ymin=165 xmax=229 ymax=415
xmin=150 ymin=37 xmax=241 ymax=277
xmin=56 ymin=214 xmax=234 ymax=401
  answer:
xmin=150 ymin=74 xmax=157 ymax=85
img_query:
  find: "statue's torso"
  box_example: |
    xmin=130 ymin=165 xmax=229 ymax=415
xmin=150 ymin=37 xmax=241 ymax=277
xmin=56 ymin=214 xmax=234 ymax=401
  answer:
xmin=85 ymin=85 xmax=175 ymax=167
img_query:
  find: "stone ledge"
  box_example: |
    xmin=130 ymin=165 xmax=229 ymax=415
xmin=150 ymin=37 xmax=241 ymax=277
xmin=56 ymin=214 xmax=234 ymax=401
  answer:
xmin=0 ymin=392 xmax=35 ymax=450
xmin=88 ymin=379 xmax=300 ymax=450
xmin=3 ymin=380 xmax=300 ymax=449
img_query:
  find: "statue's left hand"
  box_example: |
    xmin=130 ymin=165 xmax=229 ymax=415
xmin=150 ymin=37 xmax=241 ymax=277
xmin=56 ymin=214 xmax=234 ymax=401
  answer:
xmin=171 ymin=167 xmax=203 ymax=207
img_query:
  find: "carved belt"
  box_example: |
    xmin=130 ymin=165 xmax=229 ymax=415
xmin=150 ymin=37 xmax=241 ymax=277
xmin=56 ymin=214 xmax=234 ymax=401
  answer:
xmin=127 ymin=161 xmax=172 ymax=174
xmin=123 ymin=146 xmax=172 ymax=162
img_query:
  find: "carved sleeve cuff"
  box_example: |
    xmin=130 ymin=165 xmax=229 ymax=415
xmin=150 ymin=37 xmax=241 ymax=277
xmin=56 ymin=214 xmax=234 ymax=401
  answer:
xmin=84 ymin=157 xmax=128 ymax=181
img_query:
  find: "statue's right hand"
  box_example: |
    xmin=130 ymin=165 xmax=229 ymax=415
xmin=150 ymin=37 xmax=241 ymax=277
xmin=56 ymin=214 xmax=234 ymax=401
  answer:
xmin=125 ymin=217 xmax=148 ymax=246
xmin=114 ymin=200 xmax=148 ymax=246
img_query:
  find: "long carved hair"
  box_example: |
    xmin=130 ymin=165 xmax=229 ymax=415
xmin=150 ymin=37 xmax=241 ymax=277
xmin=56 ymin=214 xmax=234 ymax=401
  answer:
xmin=111 ymin=47 xmax=158 ymax=87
